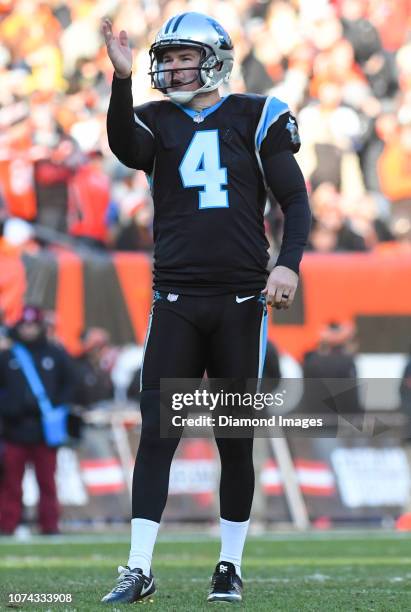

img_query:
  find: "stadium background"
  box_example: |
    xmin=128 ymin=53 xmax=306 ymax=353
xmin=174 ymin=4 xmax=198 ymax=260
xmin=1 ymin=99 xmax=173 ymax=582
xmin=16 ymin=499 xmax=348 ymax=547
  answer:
xmin=1 ymin=0 xmax=411 ymax=532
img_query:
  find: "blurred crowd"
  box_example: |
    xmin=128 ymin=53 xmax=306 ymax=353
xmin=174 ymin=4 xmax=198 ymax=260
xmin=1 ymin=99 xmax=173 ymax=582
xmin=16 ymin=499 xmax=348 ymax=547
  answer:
xmin=0 ymin=305 xmax=142 ymax=408
xmin=0 ymin=0 xmax=411 ymax=256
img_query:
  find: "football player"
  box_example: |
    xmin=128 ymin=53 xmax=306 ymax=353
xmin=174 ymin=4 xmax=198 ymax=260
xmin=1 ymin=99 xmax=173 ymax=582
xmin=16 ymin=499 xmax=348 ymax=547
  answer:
xmin=101 ymin=12 xmax=311 ymax=604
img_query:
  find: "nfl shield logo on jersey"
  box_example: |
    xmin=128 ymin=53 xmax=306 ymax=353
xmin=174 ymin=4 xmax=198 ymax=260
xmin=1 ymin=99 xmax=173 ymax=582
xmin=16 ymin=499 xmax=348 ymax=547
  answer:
xmin=167 ymin=293 xmax=179 ymax=302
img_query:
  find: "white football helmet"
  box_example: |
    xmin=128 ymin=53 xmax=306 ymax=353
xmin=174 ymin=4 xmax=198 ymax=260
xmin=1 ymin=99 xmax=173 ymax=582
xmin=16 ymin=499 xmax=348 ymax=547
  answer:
xmin=149 ymin=12 xmax=234 ymax=104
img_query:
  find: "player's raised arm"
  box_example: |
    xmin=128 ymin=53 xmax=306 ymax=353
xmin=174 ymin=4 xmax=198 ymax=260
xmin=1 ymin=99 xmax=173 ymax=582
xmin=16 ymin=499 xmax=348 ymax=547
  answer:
xmin=102 ymin=18 xmax=155 ymax=172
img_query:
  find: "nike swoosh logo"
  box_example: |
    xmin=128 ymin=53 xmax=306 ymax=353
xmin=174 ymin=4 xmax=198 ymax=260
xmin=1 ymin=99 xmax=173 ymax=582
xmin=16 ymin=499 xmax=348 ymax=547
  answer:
xmin=141 ymin=578 xmax=154 ymax=596
xmin=236 ymin=295 xmax=255 ymax=303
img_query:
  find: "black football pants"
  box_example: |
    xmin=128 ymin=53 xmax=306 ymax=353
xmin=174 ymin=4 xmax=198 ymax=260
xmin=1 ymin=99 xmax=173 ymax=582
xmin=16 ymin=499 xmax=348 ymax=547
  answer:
xmin=133 ymin=291 xmax=268 ymax=522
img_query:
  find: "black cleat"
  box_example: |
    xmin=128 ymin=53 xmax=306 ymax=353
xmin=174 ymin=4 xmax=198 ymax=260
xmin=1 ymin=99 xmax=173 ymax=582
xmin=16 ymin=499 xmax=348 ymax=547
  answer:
xmin=101 ymin=565 xmax=156 ymax=604
xmin=207 ymin=561 xmax=243 ymax=603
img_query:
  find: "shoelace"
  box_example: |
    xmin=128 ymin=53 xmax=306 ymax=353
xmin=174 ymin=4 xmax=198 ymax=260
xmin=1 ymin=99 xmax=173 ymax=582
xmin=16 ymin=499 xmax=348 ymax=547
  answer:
xmin=114 ymin=567 xmax=143 ymax=593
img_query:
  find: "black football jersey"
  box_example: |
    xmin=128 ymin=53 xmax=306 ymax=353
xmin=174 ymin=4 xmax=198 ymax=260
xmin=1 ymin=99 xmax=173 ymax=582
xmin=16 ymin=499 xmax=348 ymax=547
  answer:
xmin=108 ymin=82 xmax=301 ymax=295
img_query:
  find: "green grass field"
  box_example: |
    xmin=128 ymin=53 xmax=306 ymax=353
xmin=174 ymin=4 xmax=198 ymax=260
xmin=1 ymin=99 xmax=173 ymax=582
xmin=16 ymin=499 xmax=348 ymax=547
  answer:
xmin=1 ymin=532 xmax=410 ymax=611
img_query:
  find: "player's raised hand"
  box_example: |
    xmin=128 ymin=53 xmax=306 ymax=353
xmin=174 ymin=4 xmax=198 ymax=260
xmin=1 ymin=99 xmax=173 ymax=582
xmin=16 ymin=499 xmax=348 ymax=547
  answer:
xmin=262 ymin=265 xmax=298 ymax=309
xmin=101 ymin=18 xmax=133 ymax=78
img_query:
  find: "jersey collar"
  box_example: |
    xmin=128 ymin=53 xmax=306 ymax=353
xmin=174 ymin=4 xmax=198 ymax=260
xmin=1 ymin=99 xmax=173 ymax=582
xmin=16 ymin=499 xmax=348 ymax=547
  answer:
xmin=172 ymin=96 xmax=230 ymax=123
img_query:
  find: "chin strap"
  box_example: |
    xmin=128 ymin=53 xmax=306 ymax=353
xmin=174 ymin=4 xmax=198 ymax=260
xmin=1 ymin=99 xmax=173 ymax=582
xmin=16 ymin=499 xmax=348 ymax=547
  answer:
xmin=165 ymin=80 xmax=221 ymax=104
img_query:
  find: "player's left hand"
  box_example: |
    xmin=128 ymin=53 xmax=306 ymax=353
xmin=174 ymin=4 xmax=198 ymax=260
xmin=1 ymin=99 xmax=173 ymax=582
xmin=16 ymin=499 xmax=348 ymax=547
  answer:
xmin=262 ymin=266 xmax=298 ymax=309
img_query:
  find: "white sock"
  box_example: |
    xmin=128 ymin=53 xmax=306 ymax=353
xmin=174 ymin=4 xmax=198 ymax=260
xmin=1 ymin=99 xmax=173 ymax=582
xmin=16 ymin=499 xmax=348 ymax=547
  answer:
xmin=127 ymin=518 xmax=160 ymax=575
xmin=218 ymin=517 xmax=250 ymax=578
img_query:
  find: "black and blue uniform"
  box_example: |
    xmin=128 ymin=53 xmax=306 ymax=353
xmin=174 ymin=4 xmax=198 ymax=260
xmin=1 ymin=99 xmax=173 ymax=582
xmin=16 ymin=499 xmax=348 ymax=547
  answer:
xmin=107 ymin=75 xmax=311 ymax=522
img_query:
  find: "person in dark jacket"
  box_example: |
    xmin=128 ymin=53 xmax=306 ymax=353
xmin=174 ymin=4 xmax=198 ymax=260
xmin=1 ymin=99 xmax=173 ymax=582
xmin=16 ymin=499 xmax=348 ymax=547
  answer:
xmin=0 ymin=305 xmax=76 ymax=535
xmin=300 ymin=321 xmax=361 ymax=432
xmin=74 ymin=327 xmax=114 ymax=409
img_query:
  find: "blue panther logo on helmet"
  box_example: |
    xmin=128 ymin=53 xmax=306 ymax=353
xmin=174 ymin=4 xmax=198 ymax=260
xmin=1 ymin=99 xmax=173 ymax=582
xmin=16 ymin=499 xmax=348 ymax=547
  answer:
xmin=206 ymin=18 xmax=233 ymax=50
